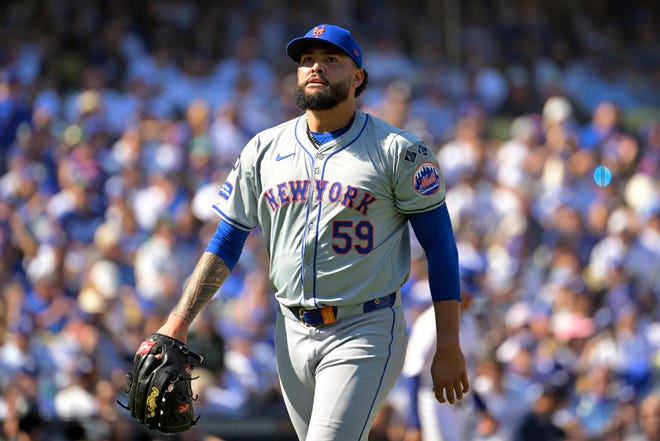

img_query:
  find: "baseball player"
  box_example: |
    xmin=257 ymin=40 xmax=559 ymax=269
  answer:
xmin=402 ymin=265 xmax=484 ymax=441
xmin=152 ymin=24 xmax=469 ymax=440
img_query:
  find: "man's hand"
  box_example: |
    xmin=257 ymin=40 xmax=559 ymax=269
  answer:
xmin=431 ymin=300 xmax=470 ymax=404
xmin=430 ymin=345 xmax=470 ymax=404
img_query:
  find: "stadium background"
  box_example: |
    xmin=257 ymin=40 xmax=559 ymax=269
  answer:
xmin=0 ymin=0 xmax=658 ymax=440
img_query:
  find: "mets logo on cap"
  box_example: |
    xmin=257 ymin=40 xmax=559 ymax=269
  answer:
xmin=312 ymin=25 xmax=326 ymax=37
xmin=413 ymin=162 xmax=442 ymax=196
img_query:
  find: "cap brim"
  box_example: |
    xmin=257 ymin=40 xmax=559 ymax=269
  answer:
xmin=286 ymin=38 xmax=351 ymax=64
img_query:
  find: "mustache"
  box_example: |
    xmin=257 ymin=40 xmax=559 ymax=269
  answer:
xmin=305 ymin=75 xmax=328 ymax=85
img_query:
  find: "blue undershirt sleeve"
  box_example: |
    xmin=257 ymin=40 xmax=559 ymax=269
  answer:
xmin=408 ymin=204 xmax=461 ymax=302
xmin=204 ymin=220 xmax=250 ymax=270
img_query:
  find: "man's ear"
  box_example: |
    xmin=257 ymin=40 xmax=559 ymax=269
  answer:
xmin=353 ymin=69 xmax=364 ymax=86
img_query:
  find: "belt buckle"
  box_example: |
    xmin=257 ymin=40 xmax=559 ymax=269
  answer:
xmin=298 ymin=308 xmax=308 ymax=324
xmin=296 ymin=306 xmax=336 ymax=325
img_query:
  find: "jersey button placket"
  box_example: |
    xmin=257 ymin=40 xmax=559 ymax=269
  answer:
xmin=301 ymin=214 xmax=316 ymax=301
xmin=303 ymin=154 xmax=323 ymax=305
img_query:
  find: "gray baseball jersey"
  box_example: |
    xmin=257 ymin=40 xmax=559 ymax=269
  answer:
xmin=213 ymin=109 xmax=446 ymax=309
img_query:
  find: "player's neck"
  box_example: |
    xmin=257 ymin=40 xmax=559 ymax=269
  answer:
xmin=306 ymin=102 xmax=356 ymax=133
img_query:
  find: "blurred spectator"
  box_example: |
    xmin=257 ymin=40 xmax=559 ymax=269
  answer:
xmin=578 ymin=100 xmax=622 ymax=150
xmin=0 ymin=68 xmax=32 ymax=176
xmin=436 ymin=115 xmax=485 ymax=187
xmin=471 ymin=356 xmax=530 ymax=441
xmin=494 ymin=114 xmax=540 ymax=190
xmin=624 ymin=391 xmax=660 ymax=441
xmin=465 ymin=51 xmax=510 ymax=115
xmin=134 ymin=216 xmax=189 ymax=306
xmin=570 ymin=364 xmax=621 ymax=438
xmin=401 ymin=263 xmax=485 ymax=441
xmin=209 ymin=102 xmax=250 ymax=170
xmin=214 ymin=36 xmax=278 ymax=106
xmin=363 ymin=33 xmax=417 ymax=87
xmin=512 ymin=383 xmax=572 ymax=441
xmin=409 ymin=73 xmax=457 ymax=146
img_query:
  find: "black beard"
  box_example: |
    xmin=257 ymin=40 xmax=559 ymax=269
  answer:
xmin=294 ymin=79 xmax=351 ymax=111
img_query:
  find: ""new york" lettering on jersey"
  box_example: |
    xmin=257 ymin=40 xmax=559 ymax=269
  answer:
xmin=263 ymin=180 xmax=378 ymax=215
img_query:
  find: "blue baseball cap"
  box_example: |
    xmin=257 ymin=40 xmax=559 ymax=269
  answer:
xmin=286 ymin=24 xmax=363 ymax=68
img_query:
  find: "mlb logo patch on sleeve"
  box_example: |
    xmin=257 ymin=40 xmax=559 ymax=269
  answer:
xmin=404 ymin=144 xmax=430 ymax=163
xmin=413 ymin=162 xmax=441 ymax=196
xmin=219 ymin=182 xmax=233 ymax=199
xmin=404 ymin=149 xmax=417 ymax=163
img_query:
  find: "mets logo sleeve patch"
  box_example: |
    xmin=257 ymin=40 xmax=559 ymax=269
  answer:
xmin=413 ymin=162 xmax=441 ymax=196
xmin=394 ymin=142 xmax=446 ymax=213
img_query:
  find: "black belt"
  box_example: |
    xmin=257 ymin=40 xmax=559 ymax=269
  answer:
xmin=288 ymin=292 xmax=396 ymax=326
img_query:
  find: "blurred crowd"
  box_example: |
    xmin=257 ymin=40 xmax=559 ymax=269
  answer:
xmin=0 ymin=1 xmax=658 ymax=440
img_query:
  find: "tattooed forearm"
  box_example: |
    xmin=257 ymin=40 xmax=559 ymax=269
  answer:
xmin=172 ymin=251 xmax=231 ymax=324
